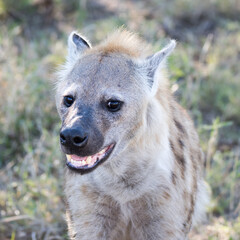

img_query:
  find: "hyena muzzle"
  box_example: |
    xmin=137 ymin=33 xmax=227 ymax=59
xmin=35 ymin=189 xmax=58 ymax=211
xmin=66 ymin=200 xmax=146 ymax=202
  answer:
xmin=55 ymin=29 xmax=209 ymax=240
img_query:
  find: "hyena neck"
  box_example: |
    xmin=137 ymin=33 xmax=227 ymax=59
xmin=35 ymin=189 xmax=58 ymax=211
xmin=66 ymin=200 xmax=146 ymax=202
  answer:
xmin=92 ymin=95 xmax=174 ymax=202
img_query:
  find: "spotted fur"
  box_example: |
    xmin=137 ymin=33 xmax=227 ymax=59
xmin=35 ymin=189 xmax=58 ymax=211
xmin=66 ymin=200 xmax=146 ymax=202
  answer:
xmin=55 ymin=29 xmax=209 ymax=240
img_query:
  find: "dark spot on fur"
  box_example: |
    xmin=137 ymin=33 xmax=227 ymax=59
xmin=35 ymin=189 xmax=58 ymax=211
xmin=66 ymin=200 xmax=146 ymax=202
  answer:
xmin=99 ymin=52 xmax=109 ymax=63
xmin=170 ymin=137 xmax=186 ymax=179
xmin=96 ymin=212 xmax=116 ymax=221
xmin=171 ymin=172 xmax=177 ymax=185
xmin=183 ymin=223 xmax=187 ymax=232
xmin=178 ymin=138 xmax=184 ymax=148
xmin=182 ymin=222 xmax=190 ymax=234
xmin=81 ymin=184 xmax=97 ymax=199
xmin=72 ymin=233 xmax=77 ymax=238
xmin=120 ymin=176 xmax=136 ymax=189
xmin=174 ymin=119 xmax=185 ymax=134
xmin=170 ymin=140 xmax=175 ymax=151
xmin=176 ymin=154 xmax=186 ymax=179
xmin=163 ymin=191 xmax=171 ymax=200
xmin=187 ymin=194 xmax=195 ymax=224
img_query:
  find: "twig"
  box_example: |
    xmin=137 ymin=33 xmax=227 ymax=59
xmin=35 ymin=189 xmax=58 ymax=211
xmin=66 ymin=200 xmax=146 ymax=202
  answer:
xmin=0 ymin=215 xmax=33 ymax=223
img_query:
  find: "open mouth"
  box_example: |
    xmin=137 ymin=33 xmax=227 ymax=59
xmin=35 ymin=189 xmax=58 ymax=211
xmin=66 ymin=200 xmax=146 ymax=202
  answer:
xmin=66 ymin=143 xmax=115 ymax=173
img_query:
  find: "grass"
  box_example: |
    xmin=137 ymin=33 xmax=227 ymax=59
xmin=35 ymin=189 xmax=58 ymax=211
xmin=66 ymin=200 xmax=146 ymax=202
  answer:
xmin=0 ymin=0 xmax=239 ymax=239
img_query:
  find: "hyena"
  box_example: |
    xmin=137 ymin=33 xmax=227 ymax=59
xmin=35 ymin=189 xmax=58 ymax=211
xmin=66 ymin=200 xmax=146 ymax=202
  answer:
xmin=55 ymin=29 xmax=209 ymax=240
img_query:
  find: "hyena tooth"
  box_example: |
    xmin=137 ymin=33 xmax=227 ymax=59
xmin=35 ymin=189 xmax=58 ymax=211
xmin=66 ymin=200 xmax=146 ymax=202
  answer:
xmin=99 ymin=149 xmax=105 ymax=154
xmin=75 ymin=161 xmax=80 ymax=166
xmin=86 ymin=156 xmax=91 ymax=164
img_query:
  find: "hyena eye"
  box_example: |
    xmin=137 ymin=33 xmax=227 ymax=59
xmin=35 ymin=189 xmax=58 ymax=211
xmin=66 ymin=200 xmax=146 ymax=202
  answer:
xmin=106 ymin=100 xmax=122 ymax=112
xmin=64 ymin=96 xmax=74 ymax=107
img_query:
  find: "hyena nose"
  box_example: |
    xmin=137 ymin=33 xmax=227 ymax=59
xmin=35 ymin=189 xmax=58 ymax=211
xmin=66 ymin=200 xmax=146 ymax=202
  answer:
xmin=60 ymin=128 xmax=88 ymax=148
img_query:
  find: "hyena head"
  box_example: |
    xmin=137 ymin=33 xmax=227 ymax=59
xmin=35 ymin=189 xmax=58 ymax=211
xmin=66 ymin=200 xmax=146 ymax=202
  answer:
xmin=55 ymin=30 xmax=175 ymax=174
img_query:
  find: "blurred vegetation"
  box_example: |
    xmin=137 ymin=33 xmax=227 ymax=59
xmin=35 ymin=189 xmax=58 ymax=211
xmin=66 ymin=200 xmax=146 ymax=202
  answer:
xmin=0 ymin=0 xmax=239 ymax=239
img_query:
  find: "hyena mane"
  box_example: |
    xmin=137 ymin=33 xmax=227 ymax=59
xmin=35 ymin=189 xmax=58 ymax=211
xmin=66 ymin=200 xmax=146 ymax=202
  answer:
xmin=55 ymin=29 xmax=209 ymax=240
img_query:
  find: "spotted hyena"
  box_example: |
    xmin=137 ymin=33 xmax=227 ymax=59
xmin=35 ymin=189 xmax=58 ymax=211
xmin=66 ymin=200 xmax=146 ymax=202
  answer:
xmin=55 ymin=29 xmax=209 ymax=240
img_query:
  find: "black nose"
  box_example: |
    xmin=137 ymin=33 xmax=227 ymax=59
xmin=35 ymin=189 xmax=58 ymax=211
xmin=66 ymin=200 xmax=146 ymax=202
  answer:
xmin=60 ymin=128 xmax=88 ymax=148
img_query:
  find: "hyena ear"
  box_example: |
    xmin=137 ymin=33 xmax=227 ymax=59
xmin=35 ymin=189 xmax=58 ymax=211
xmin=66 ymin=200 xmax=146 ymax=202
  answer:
xmin=67 ymin=31 xmax=91 ymax=64
xmin=144 ymin=40 xmax=176 ymax=96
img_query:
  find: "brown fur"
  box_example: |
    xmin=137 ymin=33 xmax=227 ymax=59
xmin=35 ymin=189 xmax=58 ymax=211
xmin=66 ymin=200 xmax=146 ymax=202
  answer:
xmin=88 ymin=29 xmax=150 ymax=58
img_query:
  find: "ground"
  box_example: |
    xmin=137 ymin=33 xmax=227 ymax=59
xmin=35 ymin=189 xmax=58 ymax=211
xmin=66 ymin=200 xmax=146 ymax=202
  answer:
xmin=0 ymin=0 xmax=239 ymax=239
